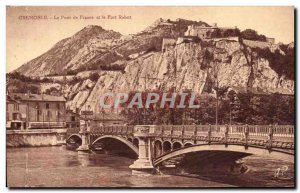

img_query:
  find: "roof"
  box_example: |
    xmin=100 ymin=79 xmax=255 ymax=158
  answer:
xmin=7 ymin=93 xmax=66 ymax=102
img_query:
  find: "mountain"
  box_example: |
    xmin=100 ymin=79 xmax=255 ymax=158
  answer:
xmin=10 ymin=18 xmax=294 ymax=117
xmin=15 ymin=19 xmax=209 ymax=76
xmin=15 ymin=25 xmax=122 ymax=76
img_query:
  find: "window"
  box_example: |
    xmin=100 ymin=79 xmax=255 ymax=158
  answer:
xmin=47 ymin=110 xmax=51 ymax=118
xmin=46 ymin=103 xmax=50 ymax=109
xmin=71 ymin=116 xmax=76 ymax=122
xmin=36 ymin=103 xmax=40 ymax=118
xmin=57 ymin=103 xmax=60 ymax=110
xmin=14 ymin=103 xmax=19 ymax=111
xmin=13 ymin=113 xmax=19 ymax=120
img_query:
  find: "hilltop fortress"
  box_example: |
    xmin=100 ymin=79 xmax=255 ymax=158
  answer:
xmin=161 ymin=19 xmax=276 ymax=52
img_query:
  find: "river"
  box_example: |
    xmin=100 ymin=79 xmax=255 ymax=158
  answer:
xmin=7 ymin=146 xmax=294 ymax=188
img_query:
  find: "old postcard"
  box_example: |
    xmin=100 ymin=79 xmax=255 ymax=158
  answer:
xmin=6 ymin=6 xmax=295 ymax=188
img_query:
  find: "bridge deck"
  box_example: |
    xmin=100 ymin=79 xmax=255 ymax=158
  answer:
xmin=67 ymin=124 xmax=294 ymax=150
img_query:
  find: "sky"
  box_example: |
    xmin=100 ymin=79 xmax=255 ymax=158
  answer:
xmin=6 ymin=6 xmax=294 ymax=72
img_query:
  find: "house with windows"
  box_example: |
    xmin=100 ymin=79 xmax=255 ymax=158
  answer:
xmin=6 ymin=93 xmax=66 ymax=130
xmin=66 ymin=109 xmax=80 ymax=128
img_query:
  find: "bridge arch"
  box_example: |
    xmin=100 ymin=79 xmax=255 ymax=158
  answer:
xmin=66 ymin=134 xmax=82 ymax=145
xmin=154 ymin=140 xmax=163 ymax=158
xmin=127 ymin=137 xmax=133 ymax=143
xmin=132 ymin=138 xmax=139 ymax=147
xmin=172 ymin=141 xmax=183 ymax=150
xmin=162 ymin=140 xmax=172 ymax=154
xmin=184 ymin=142 xmax=193 ymax=147
xmin=154 ymin=144 xmax=294 ymax=166
xmin=90 ymin=135 xmax=139 ymax=155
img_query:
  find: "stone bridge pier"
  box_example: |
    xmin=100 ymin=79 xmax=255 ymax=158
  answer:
xmin=77 ymin=120 xmax=90 ymax=153
xmin=77 ymin=131 xmax=89 ymax=152
xmin=129 ymin=125 xmax=156 ymax=175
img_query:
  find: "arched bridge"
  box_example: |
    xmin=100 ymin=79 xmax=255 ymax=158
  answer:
xmin=66 ymin=124 xmax=294 ymax=175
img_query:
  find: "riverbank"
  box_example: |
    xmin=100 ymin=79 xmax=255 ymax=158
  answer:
xmin=6 ymin=129 xmax=66 ymax=147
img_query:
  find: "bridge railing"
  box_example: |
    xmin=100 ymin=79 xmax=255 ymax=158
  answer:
xmin=195 ymin=125 xmax=210 ymax=133
xmin=271 ymin=125 xmax=294 ymax=144
xmin=154 ymin=124 xmax=294 ymax=143
xmin=182 ymin=125 xmax=196 ymax=139
xmin=66 ymin=127 xmax=80 ymax=134
xmin=74 ymin=124 xmax=294 ymax=136
xmin=230 ymin=125 xmax=245 ymax=134
xmin=89 ymin=125 xmax=134 ymax=135
xmin=273 ymin=125 xmax=294 ymax=137
xmin=161 ymin=125 xmax=173 ymax=137
xmin=228 ymin=125 xmax=294 ymax=135
xmin=172 ymin=125 xmax=183 ymax=138
xmin=71 ymin=124 xmax=294 ymax=146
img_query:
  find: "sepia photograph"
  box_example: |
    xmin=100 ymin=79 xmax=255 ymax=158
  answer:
xmin=5 ymin=6 xmax=295 ymax=188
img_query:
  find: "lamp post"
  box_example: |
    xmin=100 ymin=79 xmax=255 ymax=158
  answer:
xmin=230 ymin=101 xmax=232 ymax=126
xmin=227 ymin=90 xmax=237 ymax=127
xmin=229 ymin=100 xmax=239 ymax=126
xmin=215 ymin=80 xmax=219 ymax=130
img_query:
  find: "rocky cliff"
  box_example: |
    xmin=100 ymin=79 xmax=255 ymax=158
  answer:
xmin=64 ymin=39 xmax=294 ymax=113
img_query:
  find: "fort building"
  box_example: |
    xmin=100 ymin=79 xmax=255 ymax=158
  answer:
xmin=184 ymin=23 xmax=238 ymax=39
xmin=184 ymin=23 xmax=218 ymax=39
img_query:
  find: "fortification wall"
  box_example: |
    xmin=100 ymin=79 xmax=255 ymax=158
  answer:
xmin=162 ymin=38 xmax=177 ymax=51
xmin=212 ymin=37 xmax=239 ymax=42
xmin=243 ymin=39 xmax=272 ymax=49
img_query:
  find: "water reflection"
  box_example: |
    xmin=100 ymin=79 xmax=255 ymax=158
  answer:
xmin=7 ymin=146 xmax=294 ymax=187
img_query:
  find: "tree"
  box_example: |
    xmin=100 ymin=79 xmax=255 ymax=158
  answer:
xmin=90 ymin=73 xmax=100 ymax=82
xmin=241 ymin=29 xmax=266 ymax=41
xmin=227 ymin=92 xmax=294 ymax=125
xmin=45 ymin=87 xmax=60 ymax=95
xmin=253 ymin=46 xmax=294 ymax=80
xmin=223 ymin=28 xmax=240 ymax=37
xmin=211 ymin=28 xmax=222 ymax=38
xmin=120 ymin=90 xmax=201 ymax=125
